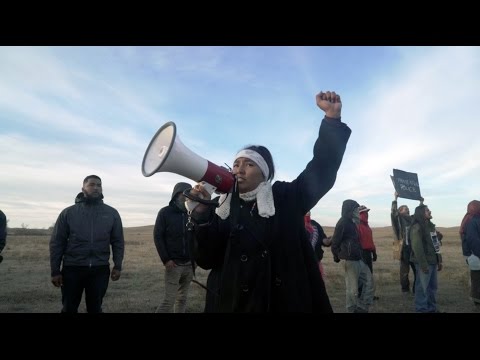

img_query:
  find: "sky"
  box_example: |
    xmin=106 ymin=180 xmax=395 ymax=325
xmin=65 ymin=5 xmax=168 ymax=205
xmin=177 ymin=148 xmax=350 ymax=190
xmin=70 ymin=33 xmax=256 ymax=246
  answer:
xmin=1 ymin=46 xmax=479 ymax=230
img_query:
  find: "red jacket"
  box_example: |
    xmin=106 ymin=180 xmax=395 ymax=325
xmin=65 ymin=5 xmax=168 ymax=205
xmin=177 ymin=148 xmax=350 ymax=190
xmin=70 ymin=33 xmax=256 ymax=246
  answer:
xmin=358 ymin=211 xmax=376 ymax=251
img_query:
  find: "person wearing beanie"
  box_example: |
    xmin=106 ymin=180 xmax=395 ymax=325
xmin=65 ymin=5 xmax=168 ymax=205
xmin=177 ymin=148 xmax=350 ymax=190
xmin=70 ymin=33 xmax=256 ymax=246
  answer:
xmin=188 ymin=90 xmax=351 ymax=313
xmin=357 ymin=205 xmax=378 ymax=301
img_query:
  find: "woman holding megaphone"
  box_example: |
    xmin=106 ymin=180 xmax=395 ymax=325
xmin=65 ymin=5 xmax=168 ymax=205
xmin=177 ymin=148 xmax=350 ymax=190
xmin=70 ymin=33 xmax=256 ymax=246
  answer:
xmin=186 ymin=91 xmax=351 ymax=313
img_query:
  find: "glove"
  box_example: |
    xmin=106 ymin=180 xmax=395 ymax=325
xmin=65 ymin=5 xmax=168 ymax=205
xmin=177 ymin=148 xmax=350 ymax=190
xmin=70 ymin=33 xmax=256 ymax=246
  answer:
xmin=372 ymin=251 xmax=377 ymax=262
xmin=333 ymin=255 xmax=340 ymax=263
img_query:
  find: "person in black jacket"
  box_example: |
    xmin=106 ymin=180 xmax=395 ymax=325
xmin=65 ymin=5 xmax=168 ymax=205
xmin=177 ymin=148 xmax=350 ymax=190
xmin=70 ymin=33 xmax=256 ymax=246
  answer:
xmin=49 ymin=175 xmax=125 ymax=313
xmin=331 ymin=199 xmax=374 ymax=313
xmin=188 ymin=90 xmax=351 ymax=312
xmin=0 ymin=209 xmax=6 ymax=264
xmin=154 ymin=182 xmax=194 ymax=313
xmin=391 ymin=192 xmax=422 ymax=293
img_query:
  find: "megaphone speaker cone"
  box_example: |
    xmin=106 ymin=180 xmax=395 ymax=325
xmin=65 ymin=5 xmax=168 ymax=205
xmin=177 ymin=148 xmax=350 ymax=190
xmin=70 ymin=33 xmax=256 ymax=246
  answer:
xmin=141 ymin=121 xmax=235 ymax=193
xmin=142 ymin=122 xmax=176 ymax=177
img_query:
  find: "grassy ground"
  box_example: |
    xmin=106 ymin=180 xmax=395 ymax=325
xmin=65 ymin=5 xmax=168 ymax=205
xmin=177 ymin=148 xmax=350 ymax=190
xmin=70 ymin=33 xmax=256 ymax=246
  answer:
xmin=0 ymin=225 xmax=478 ymax=313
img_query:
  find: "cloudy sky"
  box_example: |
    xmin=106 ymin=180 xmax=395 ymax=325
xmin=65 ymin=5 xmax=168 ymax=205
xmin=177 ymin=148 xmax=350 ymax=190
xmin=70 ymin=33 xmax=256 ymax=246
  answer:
xmin=1 ymin=46 xmax=478 ymax=229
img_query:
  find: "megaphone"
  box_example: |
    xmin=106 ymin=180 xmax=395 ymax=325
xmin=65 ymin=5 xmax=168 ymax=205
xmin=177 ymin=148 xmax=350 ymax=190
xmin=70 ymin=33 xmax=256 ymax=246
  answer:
xmin=141 ymin=122 xmax=235 ymax=194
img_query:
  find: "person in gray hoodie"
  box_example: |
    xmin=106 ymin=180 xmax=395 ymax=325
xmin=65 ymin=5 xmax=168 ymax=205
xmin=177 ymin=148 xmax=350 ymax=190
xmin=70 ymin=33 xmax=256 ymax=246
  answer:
xmin=49 ymin=175 xmax=124 ymax=313
xmin=154 ymin=182 xmax=194 ymax=313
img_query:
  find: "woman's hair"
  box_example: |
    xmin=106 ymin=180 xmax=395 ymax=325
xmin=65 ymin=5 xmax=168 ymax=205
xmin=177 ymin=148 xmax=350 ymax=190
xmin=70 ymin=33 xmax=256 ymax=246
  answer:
xmin=242 ymin=145 xmax=275 ymax=181
xmin=410 ymin=204 xmax=428 ymax=239
xmin=459 ymin=200 xmax=480 ymax=235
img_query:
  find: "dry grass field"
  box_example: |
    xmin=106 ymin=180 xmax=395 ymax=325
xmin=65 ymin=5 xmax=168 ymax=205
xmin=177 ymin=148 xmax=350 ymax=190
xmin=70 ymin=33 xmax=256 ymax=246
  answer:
xmin=0 ymin=225 xmax=478 ymax=313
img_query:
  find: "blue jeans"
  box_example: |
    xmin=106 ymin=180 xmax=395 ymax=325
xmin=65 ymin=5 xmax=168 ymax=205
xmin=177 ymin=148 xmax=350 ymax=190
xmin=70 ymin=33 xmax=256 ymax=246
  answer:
xmin=414 ymin=264 xmax=438 ymax=313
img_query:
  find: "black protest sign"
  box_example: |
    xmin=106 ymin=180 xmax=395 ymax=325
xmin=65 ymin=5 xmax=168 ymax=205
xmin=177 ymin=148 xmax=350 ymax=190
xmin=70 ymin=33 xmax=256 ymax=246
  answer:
xmin=391 ymin=169 xmax=422 ymax=200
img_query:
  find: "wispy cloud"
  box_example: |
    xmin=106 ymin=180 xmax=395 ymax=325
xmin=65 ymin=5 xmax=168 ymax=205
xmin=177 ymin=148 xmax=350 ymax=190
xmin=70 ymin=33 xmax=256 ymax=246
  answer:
xmin=1 ymin=46 xmax=479 ymax=229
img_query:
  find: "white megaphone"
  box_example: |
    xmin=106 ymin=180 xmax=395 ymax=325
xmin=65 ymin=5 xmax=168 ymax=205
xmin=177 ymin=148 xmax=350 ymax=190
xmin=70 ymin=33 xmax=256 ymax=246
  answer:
xmin=141 ymin=122 xmax=235 ymax=194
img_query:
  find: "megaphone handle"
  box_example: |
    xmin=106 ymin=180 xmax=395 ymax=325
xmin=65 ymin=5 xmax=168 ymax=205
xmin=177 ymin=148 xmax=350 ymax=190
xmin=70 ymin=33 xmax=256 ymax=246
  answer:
xmin=183 ymin=188 xmax=219 ymax=207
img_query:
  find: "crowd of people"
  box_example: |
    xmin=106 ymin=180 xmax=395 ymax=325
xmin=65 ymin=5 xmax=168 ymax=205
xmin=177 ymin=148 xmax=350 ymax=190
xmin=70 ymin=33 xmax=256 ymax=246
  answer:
xmin=1 ymin=89 xmax=479 ymax=313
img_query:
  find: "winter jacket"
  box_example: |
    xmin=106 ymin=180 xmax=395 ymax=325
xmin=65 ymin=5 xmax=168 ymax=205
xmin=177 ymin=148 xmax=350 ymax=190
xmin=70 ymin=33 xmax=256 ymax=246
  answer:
xmin=193 ymin=117 xmax=351 ymax=313
xmin=49 ymin=193 xmax=124 ymax=276
xmin=410 ymin=221 xmax=442 ymax=269
xmin=153 ymin=182 xmax=192 ymax=264
xmin=310 ymin=219 xmax=328 ymax=261
xmin=331 ymin=200 xmax=362 ymax=261
xmin=391 ymin=200 xmax=414 ymax=262
xmin=464 ymin=215 xmax=480 ymax=258
xmin=0 ymin=210 xmax=6 ymax=253
xmin=358 ymin=212 xmax=375 ymax=252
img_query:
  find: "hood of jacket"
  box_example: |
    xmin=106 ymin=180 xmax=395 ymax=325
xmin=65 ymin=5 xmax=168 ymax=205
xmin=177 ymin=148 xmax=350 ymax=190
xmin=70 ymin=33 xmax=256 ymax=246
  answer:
xmin=74 ymin=191 xmax=104 ymax=204
xmin=341 ymin=199 xmax=359 ymax=219
xmin=169 ymin=182 xmax=192 ymax=206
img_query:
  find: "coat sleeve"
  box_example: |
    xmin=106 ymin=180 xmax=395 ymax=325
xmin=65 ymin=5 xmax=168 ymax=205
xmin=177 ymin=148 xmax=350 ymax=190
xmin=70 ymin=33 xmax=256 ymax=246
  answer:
xmin=331 ymin=220 xmax=345 ymax=258
xmin=153 ymin=208 xmax=170 ymax=264
xmin=49 ymin=210 xmax=69 ymax=277
xmin=282 ymin=117 xmax=351 ymax=215
xmin=110 ymin=210 xmax=125 ymax=271
xmin=391 ymin=201 xmax=401 ymax=240
xmin=410 ymin=224 xmax=428 ymax=270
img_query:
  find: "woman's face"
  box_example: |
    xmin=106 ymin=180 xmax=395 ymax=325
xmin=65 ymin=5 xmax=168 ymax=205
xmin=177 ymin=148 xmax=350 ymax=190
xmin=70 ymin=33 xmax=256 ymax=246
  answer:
xmin=233 ymin=157 xmax=265 ymax=193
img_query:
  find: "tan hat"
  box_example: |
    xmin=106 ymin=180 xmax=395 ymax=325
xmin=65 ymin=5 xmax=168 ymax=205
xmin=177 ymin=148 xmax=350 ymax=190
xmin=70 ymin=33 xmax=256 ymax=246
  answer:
xmin=358 ymin=205 xmax=370 ymax=213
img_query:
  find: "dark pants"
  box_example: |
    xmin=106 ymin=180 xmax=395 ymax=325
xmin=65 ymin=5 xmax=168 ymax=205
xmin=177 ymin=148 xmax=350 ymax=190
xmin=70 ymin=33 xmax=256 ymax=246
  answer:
xmin=204 ymin=268 xmax=221 ymax=313
xmin=400 ymin=259 xmax=416 ymax=292
xmin=61 ymin=265 xmax=110 ymax=313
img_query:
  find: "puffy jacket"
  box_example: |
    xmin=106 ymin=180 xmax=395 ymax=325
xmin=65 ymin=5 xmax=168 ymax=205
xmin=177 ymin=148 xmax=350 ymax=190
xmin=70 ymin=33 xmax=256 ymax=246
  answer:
xmin=49 ymin=193 xmax=124 ymax=276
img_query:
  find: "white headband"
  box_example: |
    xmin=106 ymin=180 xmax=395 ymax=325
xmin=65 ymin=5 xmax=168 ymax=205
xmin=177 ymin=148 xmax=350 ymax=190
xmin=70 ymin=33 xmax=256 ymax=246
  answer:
xmin=234 ymin=149 xmax=269 ymax=180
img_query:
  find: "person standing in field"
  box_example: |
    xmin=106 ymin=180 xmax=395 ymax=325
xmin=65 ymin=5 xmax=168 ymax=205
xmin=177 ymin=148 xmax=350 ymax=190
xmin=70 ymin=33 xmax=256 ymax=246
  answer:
xmin=49 ymin=175 xmax=125 ymax=313
xmin=409 ymin=204 xmax=443 ymax=313
xmin=331 ymin=199 xmax=374 ymax=313
xmin=0 ymin=209 xmax=6 ymax=264
xmin=188 ymin=90 xmax=351 ymax=312
xmin=357 ymin=205 xmax=378 ymax=300
xmin=459 ymin=200 xmax=480 ymax=306
xmin=153 ymin=182 xmax=194 ymax=313
xmin=391 ymin=191 xmax=423 ymax=294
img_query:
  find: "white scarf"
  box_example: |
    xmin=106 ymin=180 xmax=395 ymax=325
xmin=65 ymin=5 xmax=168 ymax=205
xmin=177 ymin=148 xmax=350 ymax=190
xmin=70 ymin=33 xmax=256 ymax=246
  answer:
xmin=215 ymin=181 xmax=275 ymax=220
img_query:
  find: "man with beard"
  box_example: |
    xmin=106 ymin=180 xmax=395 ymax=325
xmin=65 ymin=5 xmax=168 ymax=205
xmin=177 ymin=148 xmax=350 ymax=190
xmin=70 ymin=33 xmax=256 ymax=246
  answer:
xmin=49 ymin=175 xmax=125 ymax=313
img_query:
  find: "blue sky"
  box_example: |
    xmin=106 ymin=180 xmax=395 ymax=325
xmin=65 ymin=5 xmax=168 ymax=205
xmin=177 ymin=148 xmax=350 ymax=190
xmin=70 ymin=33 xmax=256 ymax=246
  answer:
xmin=1 ymin=46 xmax=479 ymax=229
